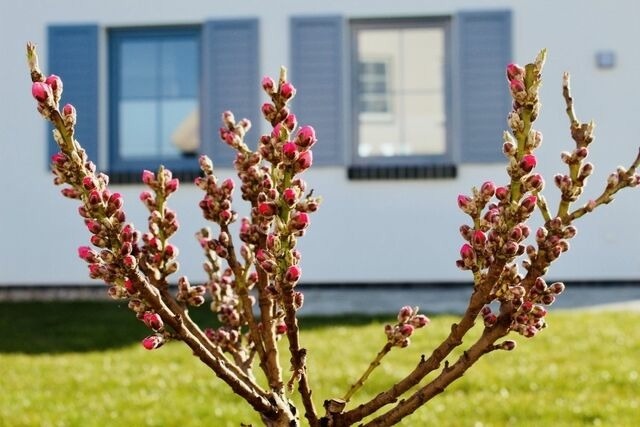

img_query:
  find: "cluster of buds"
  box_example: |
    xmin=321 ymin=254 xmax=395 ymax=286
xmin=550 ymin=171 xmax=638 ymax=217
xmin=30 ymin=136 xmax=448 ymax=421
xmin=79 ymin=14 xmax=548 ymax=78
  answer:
xmin=508 ymin=278 xmax=565 ymax=337
xmin=196 ymin=156 xmax=237 ymax=227
xmin=138 ymin=167 xmax=181 ymax=285
xmin=384 ymin=306 xmax=430 ymax=348
xmin=177 ymin=276 xmax=206 ymax=307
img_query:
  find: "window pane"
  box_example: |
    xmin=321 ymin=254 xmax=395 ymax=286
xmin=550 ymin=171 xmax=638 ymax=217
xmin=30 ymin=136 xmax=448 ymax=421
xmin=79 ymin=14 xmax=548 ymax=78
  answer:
xmin=120 ymin=40 xmax=158 ymax=99
xmin=119 ymin=100 xmax=157 ymax=158
xmin=356 ymin=25 xmax=446 ymax=158
xmin=113 ymin=28 xmax=200 ymax=164
xmin=161 ymin=39 xmax=198 ymax=98
xmin=161 ymin=100 xmax=199 ymax=156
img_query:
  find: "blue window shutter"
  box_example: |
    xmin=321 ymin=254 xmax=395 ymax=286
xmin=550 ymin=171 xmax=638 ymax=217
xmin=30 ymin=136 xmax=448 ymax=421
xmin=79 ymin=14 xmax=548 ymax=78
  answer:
xmin=290 ymin=16 xmax=345 ymax=166
xmin=201 ymin=19 xmax=259 ymax=168
xmin=456 ymin=11 xmax=512 ymax=163
xmin=47 ymin=25 xmax=99 ymax=164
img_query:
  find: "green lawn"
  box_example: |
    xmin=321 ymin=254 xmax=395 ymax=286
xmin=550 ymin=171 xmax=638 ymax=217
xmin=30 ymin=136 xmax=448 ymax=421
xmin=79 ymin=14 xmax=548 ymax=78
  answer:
xmin=0 ymin=302 xmax=638 ymax=426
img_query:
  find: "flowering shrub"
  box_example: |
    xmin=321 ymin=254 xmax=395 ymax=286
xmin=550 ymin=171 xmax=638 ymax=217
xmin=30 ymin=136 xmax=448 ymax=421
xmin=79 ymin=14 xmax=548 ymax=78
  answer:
xmin=27 ymin=42 xmax=639 ymax=426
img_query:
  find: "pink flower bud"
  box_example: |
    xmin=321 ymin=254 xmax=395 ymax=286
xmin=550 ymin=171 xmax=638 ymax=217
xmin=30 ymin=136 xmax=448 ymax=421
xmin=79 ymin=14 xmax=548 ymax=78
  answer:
xmin=457 ymin=195 xmax=474 ymax=215
xmin=520 ymin=195 xmax=537 ymax=213
xmin=45 ymin=74 xmax=63 ymax=98
xmin=506 ymin=63 xmax=525 ymax=81
xmin=280 ymin=82 xmax=296 ymax=99
xmin=495 ymin=186 xmax=509 ymax=201
xmin=142 ymin=335 xmax=164 ymax=350
xmin=294 ymin=150 xmax=313 ymax=173
xmin=397 ymin=306 xmax=413 ymax=323
xmin=526 ymin=173 xmax=544 ymax=191
xmin=520 ymin=154 xmax=537 ymax=173
xmin=165 ymin=178 xmax=179 ymax=194
xmin=143 ymin=312 xmax=164 ymax=331
xmin=285 ymin=265 xmax=302 ymax=284
xmin=549 ymin=282 xmax=565 ymax=295
xmin=510 ymin=79 xmax=525 ymax=93
xmin=483 ymin=313 xmax=497 ymax=327
xmin=399 ymin=323 xmax=414 ymax=337
xmin=142 ymin=170 xmax=155 ymax=185
xmin=460 ymin=244 xmax=475 ymax=264
xmin=164 ymin=244 xmax=178 ymax=258
xmin=472 ymin=230 xmax=486 ymax=247
xmin=290 ymin=212 xmax=310 ymax=231
xmin=31 ymin=82 xmax=52 ymax=104
xmin=275 ymin=322 xmax=288 ymax=335
xmin=284 ymin=113 xmax=298 ymax=131
xmin=411 ymin=314 xmax=430 ymax=328
xmin=77 ymin=246 xmax=96 ymax=262
xmin=282 ymin=142 xmax=298 ymax=161
xmin=261 ymin=102 xmax=276 ymax=118
xmin=258 ymin=202 xmax=277 ymax=217
xmin=282 ymin=188 xmax=297 ymax=206
xmin=295 ymin=125 xmax=317 ymax=149
xmin=261 ymin=76 xmax=275 ymax=93
xmin=122 ymin=254 xmax=137 ymax=269
xmin=480 ymin=181 xmax=495 ymax=198
xmin=62 ymin=103 xmax=76 ymax=117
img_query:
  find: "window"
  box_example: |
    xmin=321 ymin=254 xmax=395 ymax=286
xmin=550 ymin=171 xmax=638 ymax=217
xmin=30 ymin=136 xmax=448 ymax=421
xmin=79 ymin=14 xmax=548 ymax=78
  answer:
xmin=109 ymin=27 xmax=200 ymax=174
xmin=352 ymin=19 xmax=451 ymax=164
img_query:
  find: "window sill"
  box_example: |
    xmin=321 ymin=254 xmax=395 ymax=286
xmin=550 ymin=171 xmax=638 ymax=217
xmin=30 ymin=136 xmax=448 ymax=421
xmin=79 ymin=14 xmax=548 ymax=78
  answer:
xmin=108 ymin=170 xmax=202 ymax=185
xmin=347 ymin=164 xmax=456 ymax=180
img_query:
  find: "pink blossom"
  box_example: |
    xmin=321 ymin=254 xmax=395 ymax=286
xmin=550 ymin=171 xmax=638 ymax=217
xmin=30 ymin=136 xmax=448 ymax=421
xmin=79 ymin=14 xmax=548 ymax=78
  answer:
xmin=460 ymin=243 xmax=475 ymax=260
xmin=284 ymin=113 xmax=297 ymax=131
xmin=510 ymin=79 xmax=525 ymax=93
xmin=141 ymin=170 xmax=155 ymax=185
xmin=295 ymin=125 xmax=317 ymax=149
xmin=258 ymin=202 xmax=277 ymax=217
xmin=275 ymin=322 xmax=288 ymax=335
xmin=31 ymin=82 xmax=52 ymax=103
xmin=411 ymin=314 xmax=430 ymax=328
xmin=62 ymin=103 xmax=76 ymax=117
xmin=280 ymin=82 xmax=296 ymax=99
xmin=143 ymin=312 xmax=164 ymax=331
xmin=472 ymin=230 xmax=486 ymax=247
xmin=285 ymin=265 xmax=302 ymax=283
xmin=51 ymin=152 xmax=66 ymax=166
xmin=520 ymin=154 xmax=537 ymax=173
xmin=506 ymin=63 xmax=525 ymax=81
xmin=77 ymin=246 xmax=95 ymax=262
xmin=45 ymin=74 xmax=63 ymax=96
xmin=261 ymin=102 xmax=276 ymax=117
xmin=271 ymin=122 xmax=284 ymax=140
xmin=122 ymin=254 xmax=137 ymax=269
xmin=295 ymin=150 xmax=313 ymax=173
xmin=399 ymin=324 xmax=414 ymax=337
xmin=261 ymin=76 xmax=275 ymax=93
xmin=282 ymin=188 xmax=297 ymax=206
xmin=480 ymin=181 xmax=495 ymax=198
xmin=221 ymin=178 xmax=235 ymax=193
xmin=142 ymin=335 xmax=164 ymax=350
xmin=282 ymin=142 xmax=298 ymax=161
xmin=290 ymin=212 xmax=310 ymax=231
xmin=165 ymin=178 xmax=179 ymax=193
xmin=520 ymin=195 xmax=537 ymax=212
xmin=397 ymin=306 xmax=413 ymax=323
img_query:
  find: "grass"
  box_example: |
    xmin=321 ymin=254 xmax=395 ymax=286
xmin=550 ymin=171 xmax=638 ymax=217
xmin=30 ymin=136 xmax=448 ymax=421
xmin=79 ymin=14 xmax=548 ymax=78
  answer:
xmin=0 ymin=302 xmax=639 ymax=426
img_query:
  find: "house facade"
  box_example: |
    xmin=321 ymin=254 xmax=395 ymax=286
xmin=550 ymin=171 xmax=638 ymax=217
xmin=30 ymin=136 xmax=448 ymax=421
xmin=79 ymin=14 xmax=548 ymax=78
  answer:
xmin=1 ymin=0 xmax=639 ymax=287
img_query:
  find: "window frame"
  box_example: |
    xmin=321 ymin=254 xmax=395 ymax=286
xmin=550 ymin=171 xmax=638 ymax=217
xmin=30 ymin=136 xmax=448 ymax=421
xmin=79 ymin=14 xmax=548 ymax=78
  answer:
xmin=349 ymin=17 xmax=453 ymax=167
xmin=108 ymin=25 xmax=202 ymax=176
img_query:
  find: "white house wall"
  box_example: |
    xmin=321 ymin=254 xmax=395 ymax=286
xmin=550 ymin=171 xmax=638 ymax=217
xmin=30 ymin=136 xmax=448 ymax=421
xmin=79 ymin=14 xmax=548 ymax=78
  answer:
xmin=1 ymin=0 xmax=639 ymax=286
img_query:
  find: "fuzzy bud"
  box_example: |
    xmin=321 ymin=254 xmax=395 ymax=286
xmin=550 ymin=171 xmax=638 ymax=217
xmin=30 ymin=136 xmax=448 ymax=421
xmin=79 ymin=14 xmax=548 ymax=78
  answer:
xmin=280 ymin=82 xmax=296 ymax=100
xmin=520 ymin=154 xmax=537 ymax=173
xmin=142 ymin=335 xmax=164 ymax=350
xmin=284 ymin=265 xmax=302 ymax=284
